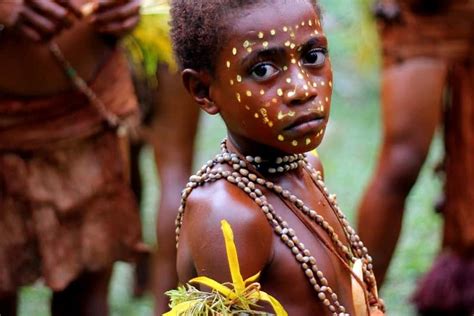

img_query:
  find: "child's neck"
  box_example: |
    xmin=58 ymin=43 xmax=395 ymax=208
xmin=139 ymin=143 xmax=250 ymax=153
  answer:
xmin=224 ymin=135 xmax=306 ymax=176
xmin=226 ymin=133 xmax=287 ymax=159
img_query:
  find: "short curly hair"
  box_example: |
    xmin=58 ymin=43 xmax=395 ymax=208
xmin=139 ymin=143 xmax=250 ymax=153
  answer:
xmin=170 ymin=0 xmax=321 ymax=74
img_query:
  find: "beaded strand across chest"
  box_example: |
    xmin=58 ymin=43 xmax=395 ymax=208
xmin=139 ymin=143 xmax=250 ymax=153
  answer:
xmin=176 ymin=139 xmax=379 ymax=315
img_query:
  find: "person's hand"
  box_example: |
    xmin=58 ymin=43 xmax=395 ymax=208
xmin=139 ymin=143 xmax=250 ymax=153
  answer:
xmin=91 ymin=0 xmax=141 ymax=37
xmin=8 ymin=0 xmax=81 ymax=42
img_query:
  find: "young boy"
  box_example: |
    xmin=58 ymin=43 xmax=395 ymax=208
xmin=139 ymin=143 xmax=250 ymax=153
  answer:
xmin=169 ymin=0 xmax=385 ymax=314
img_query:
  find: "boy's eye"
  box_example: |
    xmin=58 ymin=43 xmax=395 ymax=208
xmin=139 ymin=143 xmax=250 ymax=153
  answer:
xmin=250 ymin=63 xmax=279 ymax=81
xmin=302 ymin=49 xmax=327 ymax=67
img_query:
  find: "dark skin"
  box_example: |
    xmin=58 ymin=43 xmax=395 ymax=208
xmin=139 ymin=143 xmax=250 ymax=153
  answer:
xmin=357 ymin=0 xmax=449 ymax=286
xmin=0 ymin=0 xmax=140 ymax=95
xmin=176 ymin=1 xmax=382 ymax=314
xmin=145 ymin=66 xmax=322 ymax=314
xmin=357 ymin=58 xmax=447 ymax=285
xmin=0 ymin=1 xmax=140 ymax=315
xmin=136 ymin=64 xmax=200 ymax=314
xmin=143 ymin=68 xmax=321 ymax=315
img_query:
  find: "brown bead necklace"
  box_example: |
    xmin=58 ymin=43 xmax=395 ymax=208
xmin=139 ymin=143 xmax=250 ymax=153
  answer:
xmin=176 ymin=139 xmax=382 ymax=315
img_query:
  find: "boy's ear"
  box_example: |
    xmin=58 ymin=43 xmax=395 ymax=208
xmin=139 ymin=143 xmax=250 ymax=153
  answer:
xmin=182 ymin=69 xmax=219 ymax=115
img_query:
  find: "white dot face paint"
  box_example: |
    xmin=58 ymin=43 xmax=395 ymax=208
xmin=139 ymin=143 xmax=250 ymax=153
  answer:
xmin=217 ymin=10 xmax=331 ymax=153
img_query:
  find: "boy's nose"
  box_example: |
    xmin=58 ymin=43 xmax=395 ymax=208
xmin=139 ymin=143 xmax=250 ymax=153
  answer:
xmin=284 ymin=70 xmax=318 ymax=107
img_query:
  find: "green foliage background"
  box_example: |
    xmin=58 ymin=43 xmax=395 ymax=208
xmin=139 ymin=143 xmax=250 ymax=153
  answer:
xmin=19 ymin=1 xmax=443 ymax=315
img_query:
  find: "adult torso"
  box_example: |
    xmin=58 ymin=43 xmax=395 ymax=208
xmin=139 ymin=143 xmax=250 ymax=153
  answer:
xmin=378 ymin=0 xmax=474 ymax=63
xmin=0 ymin=0 xmax=113 ymax=96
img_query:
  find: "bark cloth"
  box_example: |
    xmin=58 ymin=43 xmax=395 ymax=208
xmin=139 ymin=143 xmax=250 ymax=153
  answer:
xmin=378 ymin=1 xmax=474 ymax=314
xmin=0 ymin=51 xmax=146 ymax=295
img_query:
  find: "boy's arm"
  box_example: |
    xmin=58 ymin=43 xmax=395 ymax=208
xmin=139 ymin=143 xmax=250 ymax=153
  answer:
xmin=177 ymin=180 xmax=274 ymax=291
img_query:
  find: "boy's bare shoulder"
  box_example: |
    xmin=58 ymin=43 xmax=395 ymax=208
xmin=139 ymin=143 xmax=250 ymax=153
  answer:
xmin=178 ymin=178 xmax=274 ymax=282
xmin=306 ymin=150 xmax=324 ymax=179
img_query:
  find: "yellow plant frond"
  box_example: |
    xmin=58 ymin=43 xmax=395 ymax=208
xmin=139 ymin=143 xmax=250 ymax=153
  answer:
xmin=190 ymin=276 xmax=236 ymax=300
xmin=221 ymin=220 xmax=246 ymax=292
xmin=165 ymin=220 xmax=288 ymax=315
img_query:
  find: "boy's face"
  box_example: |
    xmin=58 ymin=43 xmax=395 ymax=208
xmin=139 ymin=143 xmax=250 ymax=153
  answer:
xmin=210 ymin=0 xmax=332 ymax=154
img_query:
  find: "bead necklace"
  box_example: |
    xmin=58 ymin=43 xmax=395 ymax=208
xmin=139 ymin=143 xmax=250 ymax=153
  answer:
xmin=244 ymin=153 xmax=306 ymax=174
xmin=176 ymin=139 xmax=381 ymax=315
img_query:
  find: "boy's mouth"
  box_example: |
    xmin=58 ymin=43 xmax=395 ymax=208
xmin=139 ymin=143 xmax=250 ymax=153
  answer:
xmin=283 ymin=113 xmax=325 ymax=137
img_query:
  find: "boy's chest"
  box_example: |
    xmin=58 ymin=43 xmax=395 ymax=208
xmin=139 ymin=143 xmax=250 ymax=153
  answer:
xmin=260 ymin=179 xmax=358 ymax=314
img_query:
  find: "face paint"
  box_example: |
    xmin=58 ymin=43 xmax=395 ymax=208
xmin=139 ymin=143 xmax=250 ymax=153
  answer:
xmin=211 ymin=0 xmax=332 ymax=154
